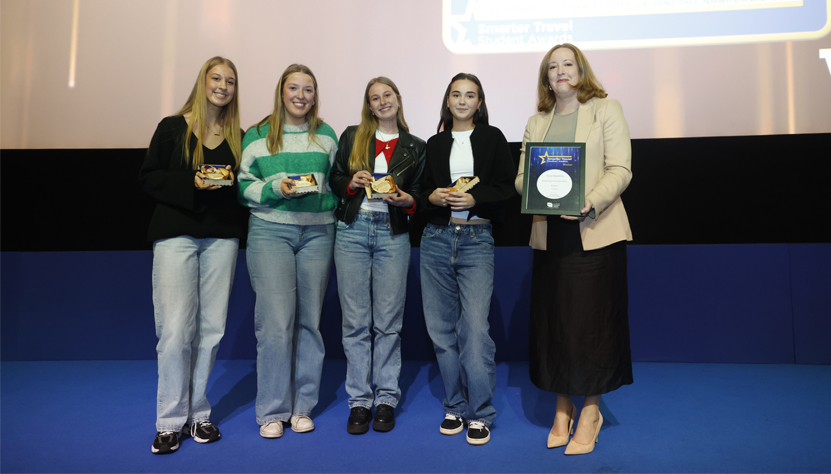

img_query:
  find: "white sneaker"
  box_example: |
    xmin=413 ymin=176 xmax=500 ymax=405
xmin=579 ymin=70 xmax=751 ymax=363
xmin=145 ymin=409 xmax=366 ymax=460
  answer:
xmin=290 ymin=415 xmax=315 ymax=433
xmin=259 ymin=420 xmax=284 ymax=439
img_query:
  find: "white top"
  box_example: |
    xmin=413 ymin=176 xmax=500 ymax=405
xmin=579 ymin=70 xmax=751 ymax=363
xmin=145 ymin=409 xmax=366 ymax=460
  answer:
xmin=360 ymin=130 xmax=399 ymax=213
xmin=449 ymin=130 xmax=479 ymax=221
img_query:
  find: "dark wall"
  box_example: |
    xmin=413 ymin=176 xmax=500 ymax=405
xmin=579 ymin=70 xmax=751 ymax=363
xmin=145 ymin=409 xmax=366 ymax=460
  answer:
xmin=3 ymin=133 xmax=829 ymax=252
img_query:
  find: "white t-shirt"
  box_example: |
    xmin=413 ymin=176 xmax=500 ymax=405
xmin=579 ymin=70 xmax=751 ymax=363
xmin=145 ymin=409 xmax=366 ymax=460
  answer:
xmin=449 ymin=130 xmax=480 ymax=221
xmin=360 ymin=130 xmax=399 ymax=213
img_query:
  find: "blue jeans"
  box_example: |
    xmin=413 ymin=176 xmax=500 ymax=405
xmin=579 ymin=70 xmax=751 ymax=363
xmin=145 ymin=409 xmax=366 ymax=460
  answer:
xmin=153 ymin=236 xmax=239 ymax=432
xmin=334 ymin=211 xmax=410 ymax=408
xmin=420 ymin=223 xmax=497 ymax=427
xmin=246 ymin=216 xmax=334 ymax=424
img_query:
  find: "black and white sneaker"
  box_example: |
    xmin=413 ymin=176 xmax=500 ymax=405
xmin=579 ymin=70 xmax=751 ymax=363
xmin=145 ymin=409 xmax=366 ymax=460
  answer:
xmin=466 ymin=421 xmax=490 ymax=445
xmin=151 ymin=429 xmax=182 ymax=454
xmin=439 ymin=414 xmax=464 ymax=435
xmin=190 ymin=420 xmax=221 ymax=444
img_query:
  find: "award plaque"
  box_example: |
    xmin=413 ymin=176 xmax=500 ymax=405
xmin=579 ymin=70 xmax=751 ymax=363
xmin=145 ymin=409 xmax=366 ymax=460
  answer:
xmin=200 ymin=165 xmax=233 ymax=186
xmin=288 ymin=174 xmax=319 ymax=195
xmin=448 ymin=176 xmax=479 ymax=193
xmin=521 ymin=142 xmax=586 ymax=216
xmin=365 ymin=174 xmax=398 ymax=199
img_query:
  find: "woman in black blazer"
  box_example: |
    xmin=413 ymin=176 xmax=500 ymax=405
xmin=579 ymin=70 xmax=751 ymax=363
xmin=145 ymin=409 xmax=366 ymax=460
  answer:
xmin=419 ymin=73 xmax=516 ymax=446
xmin=139 ymin=56 xmax=246 ymax=454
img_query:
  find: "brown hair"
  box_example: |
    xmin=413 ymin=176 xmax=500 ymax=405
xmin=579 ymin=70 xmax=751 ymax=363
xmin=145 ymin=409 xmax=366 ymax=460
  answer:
xmin=437 ymin=73 xmax=489 ymax=133
xmin=347 ymin=77 xmax=409 ymax=174
xmin=536 ymin=43 xmax=607 ymax=113
xmin=176 ymin=56 xmax=242 ymax=170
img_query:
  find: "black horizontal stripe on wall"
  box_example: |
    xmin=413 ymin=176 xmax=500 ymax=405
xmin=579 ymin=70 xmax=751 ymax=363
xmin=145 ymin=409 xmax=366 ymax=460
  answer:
xmin=2 ymin=133 xmax=829 ymax=252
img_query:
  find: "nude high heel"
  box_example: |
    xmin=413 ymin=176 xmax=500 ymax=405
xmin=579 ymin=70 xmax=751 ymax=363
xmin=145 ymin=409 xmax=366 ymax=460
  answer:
xmin=564 ymin=412 xmax=602 ymax=455
xmin=546 ymin=403 xmax=576 ymax=448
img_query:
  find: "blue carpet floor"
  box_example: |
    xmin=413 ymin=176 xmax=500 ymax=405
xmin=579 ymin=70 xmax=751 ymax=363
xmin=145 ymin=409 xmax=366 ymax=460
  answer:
xmin=2 ymin=360 xmax=830 ymax=473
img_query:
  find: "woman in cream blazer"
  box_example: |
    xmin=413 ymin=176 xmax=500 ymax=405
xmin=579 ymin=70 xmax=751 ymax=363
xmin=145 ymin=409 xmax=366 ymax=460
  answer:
xmin=515 ymin=43 xmax=633 ymax=456
xmin=515 ymin=94 xmax=632 ymax=251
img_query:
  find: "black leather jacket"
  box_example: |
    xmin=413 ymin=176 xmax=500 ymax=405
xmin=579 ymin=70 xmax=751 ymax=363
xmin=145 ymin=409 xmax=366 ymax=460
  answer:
xmin=329 ymin=125 xmax=427 ymax=235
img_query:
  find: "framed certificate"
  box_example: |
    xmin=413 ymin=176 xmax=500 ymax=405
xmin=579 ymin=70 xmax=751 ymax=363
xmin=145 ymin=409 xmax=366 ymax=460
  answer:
xmin=521 ymin=142 xmax=586 ymax=216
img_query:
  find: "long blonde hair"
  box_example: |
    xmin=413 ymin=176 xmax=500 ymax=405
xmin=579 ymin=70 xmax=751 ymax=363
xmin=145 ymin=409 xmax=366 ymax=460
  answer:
xmin=176 ymin=56 xmax=242 ymax=170
xmin=347 ymin=77 xmax=409 ymax=174
xmin=254 ymin=64 xmax=324 ymax=154
xmin=536 ymin=43 xmax=607 ymax=114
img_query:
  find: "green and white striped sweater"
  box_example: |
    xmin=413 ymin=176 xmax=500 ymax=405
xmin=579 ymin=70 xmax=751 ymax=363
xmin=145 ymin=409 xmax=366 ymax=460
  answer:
xmin=238 ymin=122 xmax=338 ymax=225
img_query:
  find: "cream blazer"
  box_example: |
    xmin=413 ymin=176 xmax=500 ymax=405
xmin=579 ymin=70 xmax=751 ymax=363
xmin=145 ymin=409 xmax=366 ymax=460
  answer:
xmin=515 ymin=97 xmax=633 ymax=251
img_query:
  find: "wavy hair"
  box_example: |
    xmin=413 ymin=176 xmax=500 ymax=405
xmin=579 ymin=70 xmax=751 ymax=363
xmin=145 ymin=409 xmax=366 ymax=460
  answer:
xmin=347 ymin=77 xmax=409 ymax=174
xmin=536 ymin=43 xmax=607 ymax=114
xmin=437 ymin=72 xmax=489 ymax=133
xmin=176 ymin=56 xmax=241 ymax=170
xmin=254 ymin=64 xmax=324 ymax=154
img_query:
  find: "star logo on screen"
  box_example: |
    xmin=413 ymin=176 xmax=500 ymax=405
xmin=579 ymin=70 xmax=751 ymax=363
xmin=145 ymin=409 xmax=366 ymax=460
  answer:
xmin=538 ymin=151 xmax=569 ymax=165
xmin=447 ymin=0 xmax=476 ymax=46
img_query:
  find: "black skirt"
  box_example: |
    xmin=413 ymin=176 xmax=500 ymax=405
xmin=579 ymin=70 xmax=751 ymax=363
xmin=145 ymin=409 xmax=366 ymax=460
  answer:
xmin=528 ymin=217 xmax=633 ymax=396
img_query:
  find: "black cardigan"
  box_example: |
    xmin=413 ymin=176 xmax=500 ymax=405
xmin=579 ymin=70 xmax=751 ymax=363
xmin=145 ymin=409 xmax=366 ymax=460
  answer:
xmin=421 ymin=124 xmax=516 ymax=225
xmin=329 ymin=125 xmax=427 ymax=235
xmin=139 ymin=116 xmax=248 ymax=242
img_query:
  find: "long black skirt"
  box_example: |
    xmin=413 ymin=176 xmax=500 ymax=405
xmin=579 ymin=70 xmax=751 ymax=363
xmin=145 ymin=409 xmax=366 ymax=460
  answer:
xmin=528 ymin=217 xmax=633 ymax=396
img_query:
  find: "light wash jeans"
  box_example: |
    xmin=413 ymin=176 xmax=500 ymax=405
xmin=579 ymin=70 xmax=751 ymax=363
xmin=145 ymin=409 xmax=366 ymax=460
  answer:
xmin=420 ymin=223 xmax=497 ymax=426
xmin=246 ymin=215 xmax=334 ymax=425
xmin=334 ymin=211 xmax=410 ymax=409
xmin=153 ymin=236 xmax=239 ymax=432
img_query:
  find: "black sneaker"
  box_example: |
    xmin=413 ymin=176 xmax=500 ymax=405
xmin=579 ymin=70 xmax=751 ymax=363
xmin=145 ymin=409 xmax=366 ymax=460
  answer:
xmin=466 ymin=421 xmax=490 ymax=445
xmin=440 ymin=414 xmax=464 ymax=435
xmin=372 ymin=404 xmax=395 ymax=432
xmin=347 ymin=406 xmax=372 ymax=435
xmin=151 ymin=429 xmax=182 ymax=454
xmin=190 ymin=420 xmax=221 ymax=444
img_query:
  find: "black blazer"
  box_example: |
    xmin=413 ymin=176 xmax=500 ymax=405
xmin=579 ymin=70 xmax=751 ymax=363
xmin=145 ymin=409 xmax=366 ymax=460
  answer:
xmin=421 ymin=124 xmax=516 ymax=225
xmin=139 ymin=116 xmax=248 ymax=242
xmin=330 ymin=125 xmax=427 ymax=235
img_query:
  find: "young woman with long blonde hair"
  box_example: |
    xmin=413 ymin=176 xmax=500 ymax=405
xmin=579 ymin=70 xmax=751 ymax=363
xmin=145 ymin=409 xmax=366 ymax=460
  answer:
xmin=329 ymin=77 xmax=426 ymax=435
xmin=139 ymin=56 xmax=246 ymax=454
xmin=238 ymin=64 xmax=339 ymax=439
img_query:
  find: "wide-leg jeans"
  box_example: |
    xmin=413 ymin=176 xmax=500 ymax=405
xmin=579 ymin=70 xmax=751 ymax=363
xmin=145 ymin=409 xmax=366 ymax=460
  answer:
xmin=334 ymin=211 xmax=410 ymax=409
xmin=153 ymin=235 xmax=238 ymax=432
xmin=247 ymin=215 xmax=334 ymax=425
xmin=420 ymin=223 xmax=497 ymax=426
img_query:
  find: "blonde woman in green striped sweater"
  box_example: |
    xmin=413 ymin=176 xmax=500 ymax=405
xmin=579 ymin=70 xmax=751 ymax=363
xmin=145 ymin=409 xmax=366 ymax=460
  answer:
xmin=238 ymin=64 xmax=338 ymax=439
